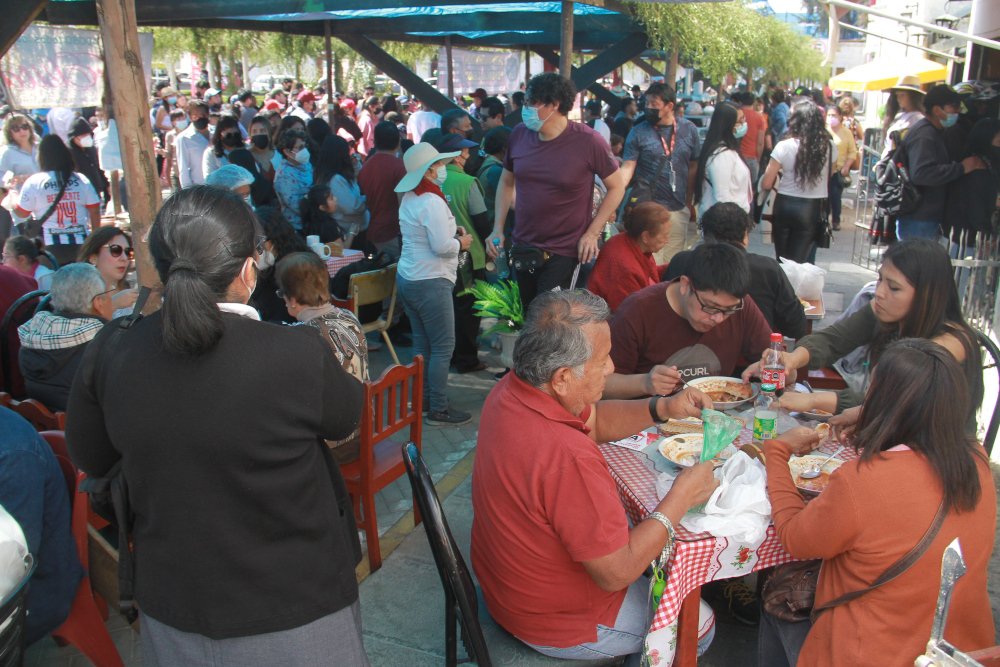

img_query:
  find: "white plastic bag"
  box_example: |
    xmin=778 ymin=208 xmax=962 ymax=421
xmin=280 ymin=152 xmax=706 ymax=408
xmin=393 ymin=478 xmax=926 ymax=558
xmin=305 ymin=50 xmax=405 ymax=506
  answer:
xmin=681 ymin=452 xmax=771 ymax=543
xmin=0 ymin=503 xmax=29 ymax=601
xmin=779 ymin=257 xmax=826 ymax=300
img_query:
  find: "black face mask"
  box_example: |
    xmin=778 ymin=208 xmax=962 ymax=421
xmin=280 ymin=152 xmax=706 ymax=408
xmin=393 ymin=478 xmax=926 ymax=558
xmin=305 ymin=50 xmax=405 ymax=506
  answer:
xmin=643 ymin=108 xmax=660 ymax=125
xmin=251 ymin=134 xmax=269 ymax=150
xmin=192 ymin=117 xmax=209 ymax=130
xmin=222 ymin=132 xmax=243 ymax=148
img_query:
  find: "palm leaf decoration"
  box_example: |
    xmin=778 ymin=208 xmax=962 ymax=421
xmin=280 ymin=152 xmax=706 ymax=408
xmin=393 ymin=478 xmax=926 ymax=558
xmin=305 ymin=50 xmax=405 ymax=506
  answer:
xmin=468 ymin=279 xmax=525 ymax=334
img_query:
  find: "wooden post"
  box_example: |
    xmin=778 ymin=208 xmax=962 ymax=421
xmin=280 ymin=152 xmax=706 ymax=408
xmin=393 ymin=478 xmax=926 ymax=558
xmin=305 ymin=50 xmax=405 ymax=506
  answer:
xmin=96 ymin=0 xmax=161 ymax=289
xmin=445 ymin=36 xmax=455 ymax=100
xmin=559 ymin=1 xmax=574 ymax=79
xmin=324 ymin=20 xmax=334 ymax=125
xmin=525 ymin=45 xmax=531 ymax=84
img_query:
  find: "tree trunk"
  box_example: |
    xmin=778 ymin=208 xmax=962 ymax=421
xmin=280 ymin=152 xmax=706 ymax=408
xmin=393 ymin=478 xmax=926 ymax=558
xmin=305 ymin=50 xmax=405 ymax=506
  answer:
xmin=241 ymin=49 xmax=252 ymax=91
xmin=226 ymin=51 xmax=240 ymax=92
xmin=212 ymin=52 xmax=223 ymax=90
xmin=96 ymin=0 xmax=162 ymax=291
xmin=206 ymin=53 xmax=218 ymax=90
xmin=334 ymin=55 xmax=344 ymax=94
xmin=167 ymin=61 xmax=178 ymax=90
xmin=666 ymin=39 xmax=679 ymax=88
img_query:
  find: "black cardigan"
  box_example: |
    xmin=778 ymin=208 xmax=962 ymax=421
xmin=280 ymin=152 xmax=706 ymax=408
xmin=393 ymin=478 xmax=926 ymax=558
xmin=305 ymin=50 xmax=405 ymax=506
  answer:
xmin=67 ymin=311 xmax=364 ymax=638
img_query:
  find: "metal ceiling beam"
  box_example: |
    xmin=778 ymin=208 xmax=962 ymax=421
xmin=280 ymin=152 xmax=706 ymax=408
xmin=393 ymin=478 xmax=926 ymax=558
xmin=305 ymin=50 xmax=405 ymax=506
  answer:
xmin=532 ymin=46 xmax=621 ymax=107
xmin=1 ymin=0 xmax=47 ymax=58
xmin=631 ymin=57 xmax=663 ymax=77
xmin=823 ymin=0 xmax=1000 ymax=52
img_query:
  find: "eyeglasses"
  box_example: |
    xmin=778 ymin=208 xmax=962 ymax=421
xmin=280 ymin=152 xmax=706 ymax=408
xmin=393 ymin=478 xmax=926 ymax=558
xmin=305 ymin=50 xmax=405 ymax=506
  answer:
xmin=255 ymin=235 xmax=267 ymax=256
xmin=10 ymin=124 xmax=30 ymax=132
xmin=692 ymin=290 xmax=743 ymax=317
xmin=104 ymin=244 xmax=134 ymax=259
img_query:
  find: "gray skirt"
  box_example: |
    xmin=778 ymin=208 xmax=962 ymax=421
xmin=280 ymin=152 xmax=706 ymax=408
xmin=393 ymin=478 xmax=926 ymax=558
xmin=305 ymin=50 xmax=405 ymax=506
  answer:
xmin=141 ymin=601 xmax=369 ymax=667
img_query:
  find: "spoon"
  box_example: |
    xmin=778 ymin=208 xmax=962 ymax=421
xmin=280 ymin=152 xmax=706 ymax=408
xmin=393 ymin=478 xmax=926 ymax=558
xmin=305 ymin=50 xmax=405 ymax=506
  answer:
xmin=800 ymin=446 xmax=845 ymax=479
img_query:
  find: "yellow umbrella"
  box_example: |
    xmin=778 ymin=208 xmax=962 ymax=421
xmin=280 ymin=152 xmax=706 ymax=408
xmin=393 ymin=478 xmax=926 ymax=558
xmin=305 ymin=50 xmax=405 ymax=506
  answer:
xmin=829 ymin=58 xmax=947 ymax=92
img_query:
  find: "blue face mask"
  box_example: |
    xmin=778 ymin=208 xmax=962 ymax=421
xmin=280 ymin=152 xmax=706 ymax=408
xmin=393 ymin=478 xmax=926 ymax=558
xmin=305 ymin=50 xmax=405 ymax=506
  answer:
xmin=733 ymin=123 xmax=748 ymax=139
xmin=941 ymin=112 xmax=959 ymax=128
xmin=521 ymin=105 xmax=551 ymax=132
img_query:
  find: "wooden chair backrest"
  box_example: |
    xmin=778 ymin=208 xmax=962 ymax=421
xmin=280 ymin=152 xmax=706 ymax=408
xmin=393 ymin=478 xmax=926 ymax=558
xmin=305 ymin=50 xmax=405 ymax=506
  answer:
xmin=350 ymin=265 xmax=397 ymax=310
xmin=8 ymin=397 xmax=65 ymax=431
xmin=360 ymin=356 xmax=423 ymax=472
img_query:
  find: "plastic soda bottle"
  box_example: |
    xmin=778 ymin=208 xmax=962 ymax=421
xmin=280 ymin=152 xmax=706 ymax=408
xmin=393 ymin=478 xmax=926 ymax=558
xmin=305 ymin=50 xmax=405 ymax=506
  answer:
xmin=761 ymin=332 xmax=786 ymax=396
xmin=753 ymin=383 xmax=778 ymax=442
xmin=492 ymin=238 xmax=510 ymax=279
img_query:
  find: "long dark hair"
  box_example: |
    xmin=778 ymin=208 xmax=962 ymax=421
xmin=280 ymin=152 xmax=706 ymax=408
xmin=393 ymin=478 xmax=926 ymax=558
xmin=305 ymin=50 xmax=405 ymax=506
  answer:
xmin=868 ymin=240 xmax=982 ymax=410
xmin=254 ymin=205 xmax=310 ymax=259
xmin=694 ymin=102 xmax=743 ymax=204
xmin=854 ymin=338 xmax=985 ymax=513
xmin=78 ymin=226 xmax=132 ymax=289
xmin=211 ymin=115 xmax=242 ymax=158
xmin=149 ymin=186 xmax=260 ymax=356
xmin=786 ymin=100 xmax=829 ymax=188
xmin=37 ymin=135 xmax=74 ymax=186
xmin=313 ymin=135 xmax=355 ymax=186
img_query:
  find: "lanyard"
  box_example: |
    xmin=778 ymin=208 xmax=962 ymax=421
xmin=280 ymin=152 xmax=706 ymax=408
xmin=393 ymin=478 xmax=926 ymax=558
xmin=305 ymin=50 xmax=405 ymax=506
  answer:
xmin=656 ymin=125 xmax=676 ymax=158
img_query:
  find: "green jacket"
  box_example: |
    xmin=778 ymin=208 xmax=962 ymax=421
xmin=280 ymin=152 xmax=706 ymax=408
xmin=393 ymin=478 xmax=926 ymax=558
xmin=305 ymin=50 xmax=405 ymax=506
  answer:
xmin=441 ymin=163 xmax=486 ymax=272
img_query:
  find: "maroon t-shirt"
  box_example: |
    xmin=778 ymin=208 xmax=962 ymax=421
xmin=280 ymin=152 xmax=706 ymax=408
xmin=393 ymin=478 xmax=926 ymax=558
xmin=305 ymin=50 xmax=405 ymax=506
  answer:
xmin=357 ymin=152 xmax=407 ymax=244
xmin=610 ymin=281 xmax=772 ymax=381
xmin=504 ymin=121 xmax=618 ymax=257
xmin=0 ymin=264 xmax=38 ymax=396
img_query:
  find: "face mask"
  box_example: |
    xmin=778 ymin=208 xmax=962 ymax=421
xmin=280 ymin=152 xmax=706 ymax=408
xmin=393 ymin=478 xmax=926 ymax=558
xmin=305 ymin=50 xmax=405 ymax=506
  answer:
xmin=432 ymin=165 xmax=448 ymax=186
xmin=941 ymin=112 xmax=959 ymax=128
xmin=643 ymin=108 xmax=660 ymax=125
xmin=294 ymin=147 xmax=310 ymax=164
xmin=242 ymin=259 xmax=257 ymax=299
xmin=256 ymin=248 xmax=274 ymax=270
xmin=827 ymin=117 xmax=841 ymax=128
xmin=167 ymin=96 xmax=178 ymax=105
xmin=175 ymin=119 xmax=189 ymax=130
xmin=522 ymin=105 xmax=551 ymax=132
xmin=251 ymin=134 xmax=269 ymax=149
xmin=77 ymin=135 xmax=95 ymax=148
xmin=193 ymin=117 xmax=209 ymax=130
xmin=733 ymin=123 xmax=748 ymax=139
xmin=243 ymin=195 xmax=254 ymax=210
xmin=222 ymin=133 xmax=243 ymax=148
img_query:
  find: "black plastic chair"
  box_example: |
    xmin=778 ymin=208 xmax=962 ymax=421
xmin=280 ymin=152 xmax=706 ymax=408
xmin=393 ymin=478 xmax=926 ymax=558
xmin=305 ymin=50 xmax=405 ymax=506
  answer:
xmin=976 ymin=329 xmax=1000 ymax=456
xmin=0 ymin=289 xmax=47 ymax=394
xmin=402 ymin=442 xmax=491 ymax=667
xmin=38 ymin=250 xmax=59 ymax=272
xmin=0 ymin=554 xmax=35 ymax=667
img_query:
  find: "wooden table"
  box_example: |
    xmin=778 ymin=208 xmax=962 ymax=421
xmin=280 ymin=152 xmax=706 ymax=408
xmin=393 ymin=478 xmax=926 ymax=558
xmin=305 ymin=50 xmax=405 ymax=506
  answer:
xmin=803 ymin=297 xmax=825 ymax=335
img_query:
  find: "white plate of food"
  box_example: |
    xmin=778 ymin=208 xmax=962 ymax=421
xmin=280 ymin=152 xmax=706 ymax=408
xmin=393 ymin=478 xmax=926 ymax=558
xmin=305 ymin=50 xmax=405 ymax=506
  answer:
xmin=686 ymin=376 xmax=758 ymax=410
xmin=657 ymin=433 xmax=738 ymax=468
xmin=787 ymin=453 xmax=845 ymax=496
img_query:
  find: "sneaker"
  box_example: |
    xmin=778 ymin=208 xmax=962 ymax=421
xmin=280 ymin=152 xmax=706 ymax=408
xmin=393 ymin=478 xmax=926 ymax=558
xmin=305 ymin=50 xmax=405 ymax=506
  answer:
xmin=702 ymin=579 xmax=760 ymax=626
xmin=453 ymin=361 xmax=487 ymax=374
xmin=832 ymin=221 xmax=841 ymax=231
xmin=425 ymin=408 xmax=472 ymax=426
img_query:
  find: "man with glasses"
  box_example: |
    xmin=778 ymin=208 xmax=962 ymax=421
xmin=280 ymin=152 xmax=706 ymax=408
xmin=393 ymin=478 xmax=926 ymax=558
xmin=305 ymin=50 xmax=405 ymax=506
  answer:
xmin=603 ymin=242 xmax=772 ymax=398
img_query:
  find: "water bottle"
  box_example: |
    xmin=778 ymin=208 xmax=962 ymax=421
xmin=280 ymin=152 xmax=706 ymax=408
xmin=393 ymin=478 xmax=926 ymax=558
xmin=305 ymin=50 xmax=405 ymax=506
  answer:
xmin=492 ymin=238 xmax=510 ymax=279
xmin=761 ymin=332 xmax=786 ymax=397
xmin=752 ymin=383 xmax=778 ymax=443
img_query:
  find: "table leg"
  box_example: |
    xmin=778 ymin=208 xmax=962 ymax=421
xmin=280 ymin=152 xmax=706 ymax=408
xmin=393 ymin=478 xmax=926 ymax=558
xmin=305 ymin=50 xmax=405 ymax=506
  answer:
xmin=674 ymin=584 xmax=702 ymax=667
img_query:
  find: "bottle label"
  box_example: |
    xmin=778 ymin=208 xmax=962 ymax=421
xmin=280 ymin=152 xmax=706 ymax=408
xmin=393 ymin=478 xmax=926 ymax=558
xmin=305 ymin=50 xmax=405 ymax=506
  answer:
xmin=762 ymin=367 xmax=786 ymax=391
xmin=753 ymin=413 xmax=777 ymax=441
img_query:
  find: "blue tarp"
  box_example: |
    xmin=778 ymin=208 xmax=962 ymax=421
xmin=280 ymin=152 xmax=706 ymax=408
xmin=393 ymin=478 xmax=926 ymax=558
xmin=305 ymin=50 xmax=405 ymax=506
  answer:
xmin=227 ymin=3 xmax=618 ymax=23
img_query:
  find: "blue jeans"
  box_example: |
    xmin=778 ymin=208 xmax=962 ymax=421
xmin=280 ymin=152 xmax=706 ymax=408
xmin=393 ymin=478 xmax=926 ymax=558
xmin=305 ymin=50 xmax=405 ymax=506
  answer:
xmin=396 ymin=275 xmax=455 ymax=413
xmin=757 ymin=607 xmax=812 ymax=667
xmin=895 ymin=217 xmax=941 ymax=241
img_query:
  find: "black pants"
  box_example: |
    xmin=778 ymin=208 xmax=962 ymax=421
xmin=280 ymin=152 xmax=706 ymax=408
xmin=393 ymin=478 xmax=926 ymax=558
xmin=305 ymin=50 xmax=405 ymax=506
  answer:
xmin=452 ymin=269 xmax=485 ymax=370
xmin=828 ymin=173 xmax=844 ymax=225
xmin=515 ymin=253 xmax=579 ymax=308
xmin=772 ymin=194 xmax=823 ymax=264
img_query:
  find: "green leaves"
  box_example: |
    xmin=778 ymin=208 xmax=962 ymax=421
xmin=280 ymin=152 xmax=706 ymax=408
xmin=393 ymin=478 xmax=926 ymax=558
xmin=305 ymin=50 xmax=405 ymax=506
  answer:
xmin=468 ymin=279 xmax=525 ymax=335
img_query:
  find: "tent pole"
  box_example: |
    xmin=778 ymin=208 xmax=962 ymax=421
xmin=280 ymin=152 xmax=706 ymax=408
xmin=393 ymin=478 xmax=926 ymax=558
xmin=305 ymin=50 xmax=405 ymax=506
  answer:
xmin=96 ymin=0 xmax=161 ymax=291
xmin=525 ymin=45 xmax=531 ymax=85
xmin=559 ymin=1 xmax=574 ymax=79
xmin=324 ymin=20 xmax=334 ymax=124
xmin=445 ymin=36 xmax=454 ymax=100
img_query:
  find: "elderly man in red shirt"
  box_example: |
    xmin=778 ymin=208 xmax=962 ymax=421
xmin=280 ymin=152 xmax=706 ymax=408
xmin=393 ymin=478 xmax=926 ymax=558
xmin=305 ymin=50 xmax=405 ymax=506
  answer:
xmin=471 ymin=289 xmax=717 ymax=662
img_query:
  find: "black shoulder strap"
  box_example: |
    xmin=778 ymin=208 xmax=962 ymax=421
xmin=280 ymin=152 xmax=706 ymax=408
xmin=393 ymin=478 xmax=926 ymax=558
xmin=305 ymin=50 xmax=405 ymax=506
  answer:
xmin=34 ymin=176 xmax=70 ymax=226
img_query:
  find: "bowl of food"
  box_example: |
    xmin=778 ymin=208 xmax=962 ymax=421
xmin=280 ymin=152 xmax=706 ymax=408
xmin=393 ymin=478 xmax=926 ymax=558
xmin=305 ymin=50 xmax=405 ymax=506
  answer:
xmin=799 ymin=407 xmax=834 ymax=422
xmin=787 ymin=453 xmax=845 ymax=496
xmin=686 ymin=376 xmax=758 ymax=410
xmin=657 ymin=433 xmax=738 ymax=468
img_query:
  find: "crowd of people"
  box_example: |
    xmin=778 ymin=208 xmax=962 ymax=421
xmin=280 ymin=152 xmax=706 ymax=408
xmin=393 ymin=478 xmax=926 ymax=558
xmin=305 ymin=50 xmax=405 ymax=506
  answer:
xmin=0 ymin=66 xmax=997 ymax=667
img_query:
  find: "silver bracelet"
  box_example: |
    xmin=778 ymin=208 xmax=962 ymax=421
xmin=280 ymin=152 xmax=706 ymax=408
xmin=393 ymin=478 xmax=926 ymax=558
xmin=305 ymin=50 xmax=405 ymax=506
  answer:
xmin=645 ymin=511 xmax=676 ymax=561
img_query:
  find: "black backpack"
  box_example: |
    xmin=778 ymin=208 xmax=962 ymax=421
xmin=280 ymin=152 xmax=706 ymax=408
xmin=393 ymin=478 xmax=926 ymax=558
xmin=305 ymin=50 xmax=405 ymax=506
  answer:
xmin=330 ymin=251 xmax=393 ymax=324
xmin=872 ymin=130 xmax=922 ymax=218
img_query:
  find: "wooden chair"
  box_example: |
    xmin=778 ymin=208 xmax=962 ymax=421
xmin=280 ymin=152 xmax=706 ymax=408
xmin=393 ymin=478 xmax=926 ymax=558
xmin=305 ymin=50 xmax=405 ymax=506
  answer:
xmin=40 ymin=430 xmax=109 ymax=531
xmin=331 ymin=264 xmax=400 ymax=365
xmin=45 ymin=445 xmax=124 ymax=667
xmin=340 ymin=356 xmax=423 ymax=572
xmin=804 ymin=367 xmax=848 ymax=391
xmin=5 ymin=396 xmax=66 ymax=431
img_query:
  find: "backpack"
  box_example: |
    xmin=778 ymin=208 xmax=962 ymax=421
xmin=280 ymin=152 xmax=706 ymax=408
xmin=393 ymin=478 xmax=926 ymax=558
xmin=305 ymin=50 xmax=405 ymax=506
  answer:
xmin=330 ymin=251 xmax=393 ymax=324
xmin=872 ymin=130 xmax=922 ymax=218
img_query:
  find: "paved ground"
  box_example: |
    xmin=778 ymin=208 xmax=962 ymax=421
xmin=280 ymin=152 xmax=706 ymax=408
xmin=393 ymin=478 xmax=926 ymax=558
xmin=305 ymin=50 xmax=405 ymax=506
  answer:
xmin=27 ymin=212 xmax=999 ymax=666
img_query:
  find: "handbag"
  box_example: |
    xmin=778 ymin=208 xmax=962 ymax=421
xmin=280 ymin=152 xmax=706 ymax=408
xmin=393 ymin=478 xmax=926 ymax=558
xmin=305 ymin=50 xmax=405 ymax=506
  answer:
xmin=509 ymin=245 xmax=548 ymax=275
xmin=762 ymin=499 xmax=946 ymax=623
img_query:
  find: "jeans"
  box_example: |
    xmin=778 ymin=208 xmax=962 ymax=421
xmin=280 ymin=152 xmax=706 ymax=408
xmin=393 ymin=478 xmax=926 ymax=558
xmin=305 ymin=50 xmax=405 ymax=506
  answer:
xmin=396 ymin=275 xmax=455 ymax=413
xmin=828 ymin=173 xmax=844 ymax=224
xmin=896 ymin=217 xmax=942 ymax=241
xmin=757 ymin=607 xmax=811 ymax=667
xmin=515 ymin=253 xmax=579 ymax=308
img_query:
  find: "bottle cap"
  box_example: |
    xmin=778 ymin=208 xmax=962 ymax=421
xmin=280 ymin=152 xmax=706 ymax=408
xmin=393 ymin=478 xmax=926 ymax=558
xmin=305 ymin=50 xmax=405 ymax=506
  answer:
xmin=761 ymin=383 xmax=776 ymax=392
xmin=492 ymin=237 xmax=501 ymax=246
xmin=770 ymin=332 xmax=783 ymax=343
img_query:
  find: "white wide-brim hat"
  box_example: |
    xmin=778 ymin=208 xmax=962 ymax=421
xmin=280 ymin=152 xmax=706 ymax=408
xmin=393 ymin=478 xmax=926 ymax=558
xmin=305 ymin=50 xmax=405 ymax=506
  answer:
xmin=395 ymin=142 xmax=460 ymax=193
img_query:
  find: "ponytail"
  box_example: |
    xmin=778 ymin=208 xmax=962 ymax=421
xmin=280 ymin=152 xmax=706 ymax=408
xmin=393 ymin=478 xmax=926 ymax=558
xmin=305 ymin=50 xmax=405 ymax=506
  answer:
xmin=160 ymin=260 xmax=226 ymax=356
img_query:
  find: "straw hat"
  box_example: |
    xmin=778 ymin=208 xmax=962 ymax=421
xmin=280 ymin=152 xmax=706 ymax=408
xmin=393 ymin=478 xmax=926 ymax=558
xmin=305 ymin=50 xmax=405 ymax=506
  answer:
xmin=160 ymin=87 xmax=179 ymax=98
xmin=888 ymin=75 xmax=925 ymax=95
xmin=395 ymin=142 xmax=460 ymax=193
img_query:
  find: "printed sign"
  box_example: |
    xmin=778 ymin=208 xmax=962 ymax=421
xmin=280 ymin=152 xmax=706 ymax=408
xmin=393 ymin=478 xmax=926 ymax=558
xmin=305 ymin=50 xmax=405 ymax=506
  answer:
xmin=436 ymin=47 xmax=526 ymax=96
xmin=2 ymin=24 xmax=153 ymax=109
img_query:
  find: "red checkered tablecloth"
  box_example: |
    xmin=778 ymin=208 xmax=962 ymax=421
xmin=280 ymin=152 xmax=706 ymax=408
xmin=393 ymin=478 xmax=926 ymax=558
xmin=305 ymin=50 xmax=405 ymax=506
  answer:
xmin=600 ymin=430 xmax=851 ymax=635
xmin=325 ymin=249 xmax=365 ymax=277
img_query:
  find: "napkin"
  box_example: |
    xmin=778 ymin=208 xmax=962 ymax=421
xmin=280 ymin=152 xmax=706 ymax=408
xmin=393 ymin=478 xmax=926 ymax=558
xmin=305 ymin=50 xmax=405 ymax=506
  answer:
xmin=681 ymin=452 xmax=771 ymax=543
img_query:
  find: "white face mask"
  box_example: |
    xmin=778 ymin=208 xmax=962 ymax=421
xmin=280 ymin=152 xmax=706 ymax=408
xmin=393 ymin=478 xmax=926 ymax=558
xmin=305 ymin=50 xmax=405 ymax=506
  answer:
xmin=294 ymin=147 xmax=310 ymax=164
xmin=432 ymin=165 xmax=448 ymax=186
xmin=241 ymin=258 xmax=257 ymax=300
xmin=256 ymin=248 xmax=275 ymax=270
xmin=77 ymin=135 xmax=95 ymax=148
xmin=175 ymin=119 xmax=189 ymax=131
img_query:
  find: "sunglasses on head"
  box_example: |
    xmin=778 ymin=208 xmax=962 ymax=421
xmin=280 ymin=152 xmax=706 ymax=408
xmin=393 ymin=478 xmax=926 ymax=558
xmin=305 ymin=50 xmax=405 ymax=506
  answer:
xmin=105 ymin=243 xmax=134 ymax=259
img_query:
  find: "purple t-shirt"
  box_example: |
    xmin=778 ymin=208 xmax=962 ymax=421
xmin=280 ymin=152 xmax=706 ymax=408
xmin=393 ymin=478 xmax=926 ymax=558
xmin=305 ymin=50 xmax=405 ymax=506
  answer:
xmin=504 ymin=121 xmax=618 ymax=257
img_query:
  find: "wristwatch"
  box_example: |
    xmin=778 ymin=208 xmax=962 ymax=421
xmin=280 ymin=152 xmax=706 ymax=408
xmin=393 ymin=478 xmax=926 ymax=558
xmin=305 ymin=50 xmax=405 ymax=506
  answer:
xmin=648 ymin=395 xmax=666 ymax=423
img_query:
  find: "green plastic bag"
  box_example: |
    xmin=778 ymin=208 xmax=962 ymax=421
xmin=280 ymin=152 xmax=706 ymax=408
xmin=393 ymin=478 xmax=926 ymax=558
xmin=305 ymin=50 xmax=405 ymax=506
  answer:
xmin=700 ymin=408 xmax=742 ymax=463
